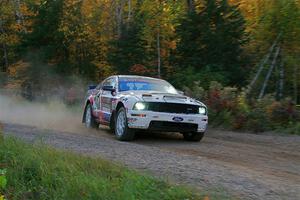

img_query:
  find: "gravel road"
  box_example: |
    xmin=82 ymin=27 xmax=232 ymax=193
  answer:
xmin=2 ymin=123 xmax=300 ymax=200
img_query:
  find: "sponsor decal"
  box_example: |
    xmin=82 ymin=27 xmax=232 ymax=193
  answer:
xmin=172 ymin=117 xmax=184 ymax=122
xmin=100 ymin=112 xmax=111 ymax=122
xmin=127 ymin=118 xmax=137 ymax=123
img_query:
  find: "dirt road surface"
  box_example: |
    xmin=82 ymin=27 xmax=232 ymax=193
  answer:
xmin=2 ymin=123 xmax=300 ymax=200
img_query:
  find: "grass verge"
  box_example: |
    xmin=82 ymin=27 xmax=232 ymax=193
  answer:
xmin=0 ymin=135 xmax=203 ymax=200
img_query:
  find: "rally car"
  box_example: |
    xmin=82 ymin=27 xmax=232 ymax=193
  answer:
xmin=82 ymin=75 xmax=208 ymax=141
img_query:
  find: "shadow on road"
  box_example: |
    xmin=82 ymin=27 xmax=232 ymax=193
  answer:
xmin=98 ymin=126 xmax=184 ymax=142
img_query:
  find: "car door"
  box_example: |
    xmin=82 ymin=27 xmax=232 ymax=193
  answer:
xmin=92 ymin=83 xmax=102 ymax=120
xmin=99 ymin=77 xmax=117 ymax=124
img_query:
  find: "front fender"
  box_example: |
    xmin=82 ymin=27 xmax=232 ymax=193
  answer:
xmin=82 ymin=95 xmax=94 ymax=123
xmin=116 ymin=95 xmax=140 ymax=112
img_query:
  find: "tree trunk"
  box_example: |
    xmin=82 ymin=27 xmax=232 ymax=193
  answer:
xmin=116 ymin=0 xmax=125 ymax=38
xmin=128 ymin=0 xmax=131 ymax=22
xmin=258 ymin=46 xmax=281 ymax=99
xmin=278 ymin=59 xmax=284 ymax=100
xmin=247 ymin=34 xmax=281 ymax=95
xmin=187 ymin=0 xmax=195 ymax=13
xmin=126 ymin=0 xmax=132 ymax=30
xmin=14 ymin=0 xmax=27 ymax=33
xmin=0 ymin=20 xmax=8 ymax=72
xmin=15 ymin=0 xmax=22 ymax=24
xmin=2 ymin=43 xmax=9 ymax=72
xmin=294 ymin=64 xmax=298 ymax=104
xmin=157 ymin=29 xmax=161 ymax=78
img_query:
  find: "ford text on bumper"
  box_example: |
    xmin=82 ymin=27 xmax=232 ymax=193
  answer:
xmin=127 ymin=110 xmax=208 ymax=133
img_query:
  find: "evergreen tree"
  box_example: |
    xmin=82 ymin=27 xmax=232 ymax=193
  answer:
xmin=24 ymin=0 xmax=65 ymax=60
xmin=173 ymin=0 xmax=247 ymax=87
xmin=23 ymin=0 xmax=99 ymax=79
xmin=19 ymin=0 xmax=65 ymax=95
xmin=107 ymin=5 xmax=148 ymax=75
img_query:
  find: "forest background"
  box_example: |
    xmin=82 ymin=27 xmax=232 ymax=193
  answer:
xmin=0 ymin=0 xmax=299 ymax=133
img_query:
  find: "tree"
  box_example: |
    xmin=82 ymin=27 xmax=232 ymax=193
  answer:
xmin=0 ymin=0 xmax=25 ymax=72
xmin=140 ymin=0 xmax=184 ymax=78
xmin=241 ymin=0 xmax=300 ymax=102
xmin=107 ymin=4 xmax=148 ymax=75
xmin=58 ymin=0 xmax=97 ymax=78
xmin=173 ymin=0 xmax=247 ymax=87
xmin=24 ymin=0 xmax=64 ymax=60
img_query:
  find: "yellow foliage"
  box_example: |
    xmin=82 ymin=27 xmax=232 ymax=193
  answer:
xmin=4 ymin=61 xmax=30 ymax=89
xmin=237 ymin=91 xmax=249 ymax=113
xmin=8 ymin=61 xmax=29 ymax=77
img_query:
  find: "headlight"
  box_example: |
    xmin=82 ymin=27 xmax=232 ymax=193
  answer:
xmin=134 ymin=102 xmax=146 ymax=110
xmin=199 ymin=107 xmax=206 ymax=115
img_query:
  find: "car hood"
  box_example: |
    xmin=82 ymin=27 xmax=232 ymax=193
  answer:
xmin=120 ymin=90 xmax=205 ymax=106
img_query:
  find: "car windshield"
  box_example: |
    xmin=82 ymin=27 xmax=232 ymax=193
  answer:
xmin=118 ymin=77 xmax=178 ymax=94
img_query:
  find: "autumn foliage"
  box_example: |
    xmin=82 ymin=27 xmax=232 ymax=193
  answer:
xmin=185 ymin=81 xmax=300 ymax=133
xmin=0 ymin=0 xmax=299 ymax=132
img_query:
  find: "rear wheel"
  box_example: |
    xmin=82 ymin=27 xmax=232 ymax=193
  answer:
xmin=182 ymin=132 xmax=204 ymax=142
xmin=85 ymin=104 xmax=99 ymax=129
xmin=115 ymin=107 xmax=135 ymax=141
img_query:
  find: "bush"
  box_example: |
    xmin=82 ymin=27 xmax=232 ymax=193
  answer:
xmin=206 ymin=82 xmax=237 ymax=112
xmin=267 ymin=98 xmax=298 ymax=126
xmin=0 ymin=73 xmax=7 ymax=87
xmin=183 ymin=81 xmax=299 ymax=133
xmin=171 ymin=66 xmax=229 ymax=89
xmin=245 ymin=107 xmax=270 ymax=132
xmin=284 ymin=122 xmax=300 ymax=135
xmin=183 ymin=81 xmax=206 ymax=101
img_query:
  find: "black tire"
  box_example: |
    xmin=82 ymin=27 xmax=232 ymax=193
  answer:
xmin=84 ymin=104 xmax=99 ymax=129
xmin=115 ymin=107 xmax=135 ymax=141
xmin=109 ymin=113 xmax=115 ymax=133
xmin=182 ymin=132 xmax=204 ymax=142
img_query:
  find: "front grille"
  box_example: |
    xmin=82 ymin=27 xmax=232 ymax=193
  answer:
xmin=147 ymin=102 xmax=200 ymax=114
xmin=149 ymin=121 xmax=198 ymax=132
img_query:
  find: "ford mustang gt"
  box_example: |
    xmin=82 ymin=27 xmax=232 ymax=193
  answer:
xmin=82 ymin=75 xmax=208 ymax=141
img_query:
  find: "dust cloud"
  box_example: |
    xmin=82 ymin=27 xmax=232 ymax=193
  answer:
xmin=0 ymin=94 xmax=86 ymax=133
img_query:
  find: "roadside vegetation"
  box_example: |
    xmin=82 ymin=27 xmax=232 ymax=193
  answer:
xmin=0 ymin=125 xmax=211 ymax=200
xmin=185 ymin=82 xmax=300 ymax=134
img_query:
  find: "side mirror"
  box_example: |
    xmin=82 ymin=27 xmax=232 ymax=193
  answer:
xmin=102 ymin=85 xmax=116 ymax=96
xmin=88 ymin=85 xmax=97 ymax=90
xmin=102 ymin=85 xmax=116 ymax=92
xmin=177 ymin=90 xmax=184 ymax=95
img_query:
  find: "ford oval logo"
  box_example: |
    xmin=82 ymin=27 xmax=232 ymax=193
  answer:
xmin=172 ymin=117 xmax=184 ymax=122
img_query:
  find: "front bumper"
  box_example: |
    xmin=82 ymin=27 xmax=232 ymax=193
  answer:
xmin=127 ymin=110 xmax=208 ymax=133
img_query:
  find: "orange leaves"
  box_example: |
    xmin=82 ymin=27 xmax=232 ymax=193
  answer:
xmin=129 ymin=64 xmax=155 ymax=75
xmin=203 ymin=196 xmax=210 ymax=200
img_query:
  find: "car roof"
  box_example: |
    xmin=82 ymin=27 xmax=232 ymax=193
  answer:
xmin=117 ymin=75 xmax=164 ymax=81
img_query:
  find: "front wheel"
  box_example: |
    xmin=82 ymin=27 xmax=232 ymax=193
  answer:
xmin=182 ymin=132 xmax=204 ymax=142
xmin=84 ymin=104 xmax=99 ymax=129
xmin=115 ymin=107 xmax=135 ymax=141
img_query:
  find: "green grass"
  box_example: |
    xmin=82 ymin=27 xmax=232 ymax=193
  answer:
xmin=0 ymin=136 xmax=203 ymax=200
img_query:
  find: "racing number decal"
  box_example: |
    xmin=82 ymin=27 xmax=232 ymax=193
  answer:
xmin=100 ymin=91 xmax=113 ymax=123
xmin=100 ymin=92 xmax=112 ymax=112
xmin=99 ymin=77 xmax=116 ymax=123
xmin=94 ymin=92 xmax=101 ymax=111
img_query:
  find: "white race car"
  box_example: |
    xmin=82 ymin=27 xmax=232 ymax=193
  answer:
xmin=83 ymin=75 xmax=208 ymax=141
